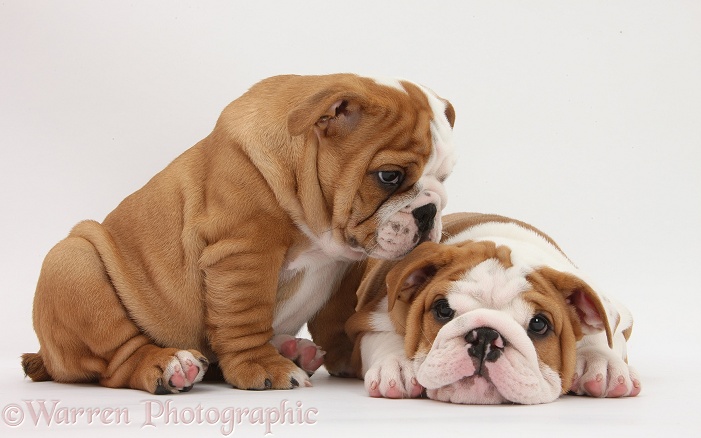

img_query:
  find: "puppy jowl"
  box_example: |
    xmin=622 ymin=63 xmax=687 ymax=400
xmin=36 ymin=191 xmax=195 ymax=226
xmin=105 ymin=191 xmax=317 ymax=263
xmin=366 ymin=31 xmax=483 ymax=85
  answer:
xmin=21 ymin=73 xmax=456 ymax=393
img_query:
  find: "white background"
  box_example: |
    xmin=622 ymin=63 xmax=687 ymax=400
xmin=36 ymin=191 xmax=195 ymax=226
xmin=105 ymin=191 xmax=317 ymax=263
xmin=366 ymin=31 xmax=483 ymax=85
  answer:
xmin=1 ymin=1 xmax=699 ymax=436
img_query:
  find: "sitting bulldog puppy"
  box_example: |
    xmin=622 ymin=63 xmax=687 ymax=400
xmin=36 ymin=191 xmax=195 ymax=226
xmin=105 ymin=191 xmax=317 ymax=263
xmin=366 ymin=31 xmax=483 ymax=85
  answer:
xmin=346 ymin=212 xmax=641 ymax=404
xmin=21 ymin=73 xmax=457 ymax=394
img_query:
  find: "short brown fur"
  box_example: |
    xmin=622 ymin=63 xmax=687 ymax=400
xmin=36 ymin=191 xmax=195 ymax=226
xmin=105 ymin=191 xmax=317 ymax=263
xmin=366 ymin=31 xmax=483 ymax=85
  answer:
xmin=23 ymin=74 xmax=453 ymax=392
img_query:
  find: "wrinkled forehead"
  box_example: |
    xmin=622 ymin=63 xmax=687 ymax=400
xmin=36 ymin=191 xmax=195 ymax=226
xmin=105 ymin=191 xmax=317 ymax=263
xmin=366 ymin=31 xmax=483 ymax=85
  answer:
xmin=373 ymin=77 xmax=456 ymax=179
xmin=445 ymin=258 xmax=533 ymax=315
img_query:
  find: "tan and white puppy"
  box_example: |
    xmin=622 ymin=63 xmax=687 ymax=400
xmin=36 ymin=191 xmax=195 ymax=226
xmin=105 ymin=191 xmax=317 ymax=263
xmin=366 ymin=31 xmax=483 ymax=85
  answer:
xmin=347 ymin=213 xmax=641 ymax=404
xmin=22 ymin=73 xmax=456 ymax=394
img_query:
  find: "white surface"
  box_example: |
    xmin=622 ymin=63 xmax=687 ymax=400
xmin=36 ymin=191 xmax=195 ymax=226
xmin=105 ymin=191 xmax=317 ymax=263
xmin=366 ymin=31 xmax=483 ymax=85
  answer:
xmin=1 ymin=1 xmax=699 ymax=436
xmin=0 ymin=360 xmax=693 ymax=437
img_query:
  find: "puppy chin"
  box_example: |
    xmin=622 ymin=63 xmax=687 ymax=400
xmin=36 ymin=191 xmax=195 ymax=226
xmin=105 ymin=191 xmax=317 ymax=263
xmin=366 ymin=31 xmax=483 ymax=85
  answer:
xmin=426 ymin=378 xmax=508 ymax=405
xmin=417 ymin=354 xmax=560 ymax=405
xmin=371 ymin=223 xmax=441 ymax=260
xmin=411 ymin=352 xmax=507 ymax=404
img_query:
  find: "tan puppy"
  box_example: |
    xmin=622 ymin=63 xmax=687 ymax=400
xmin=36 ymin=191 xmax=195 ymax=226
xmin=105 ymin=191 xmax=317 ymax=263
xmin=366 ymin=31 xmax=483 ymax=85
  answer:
xmin=22 ymin=74 xmax=457 ymax=394
xmin=346 ymin=213 xmax=640 ymax=404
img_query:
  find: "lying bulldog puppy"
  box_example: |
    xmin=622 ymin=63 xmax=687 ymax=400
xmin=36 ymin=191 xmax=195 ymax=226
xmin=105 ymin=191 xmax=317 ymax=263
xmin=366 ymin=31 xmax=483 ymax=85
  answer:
xmin=21 ymin=73 xmax=457 ymax=394
xmin=346 ymin=212 xmax=641 ymax=404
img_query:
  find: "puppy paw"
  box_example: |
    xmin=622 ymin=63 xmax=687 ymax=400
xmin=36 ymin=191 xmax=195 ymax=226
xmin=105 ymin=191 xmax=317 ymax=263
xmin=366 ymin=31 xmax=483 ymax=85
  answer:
xmin=155 ymin=350 xmax=209 ymax=394
xmin=219 ymin=346 xmax=311 ymax=390
xmin=570 ymin=346 xmax=641 ymax=398
xmin=270 ymin=334 xmax=325 ymax=376
xmin=364 ymin=356 xmax=424 ymax=399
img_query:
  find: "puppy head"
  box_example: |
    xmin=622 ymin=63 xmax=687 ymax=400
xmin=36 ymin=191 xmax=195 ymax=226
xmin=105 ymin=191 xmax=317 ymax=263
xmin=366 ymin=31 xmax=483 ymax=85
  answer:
xmin=385 ymin=241 xmax=612 ymax=404
xmin=287 ymin=74 xmax=456 ymax=260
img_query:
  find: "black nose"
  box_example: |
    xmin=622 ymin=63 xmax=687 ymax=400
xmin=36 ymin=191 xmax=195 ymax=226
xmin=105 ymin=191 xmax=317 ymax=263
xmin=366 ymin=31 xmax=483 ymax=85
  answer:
xmin=412 ymin=203 xmax=437 ymax=235
xmin=465 ymin=328 xmax=505 ymax=375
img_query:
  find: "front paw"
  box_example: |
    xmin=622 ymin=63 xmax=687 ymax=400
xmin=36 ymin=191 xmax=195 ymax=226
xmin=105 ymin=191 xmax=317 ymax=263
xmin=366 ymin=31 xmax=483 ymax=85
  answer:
xmin=219 ymin=346 xmax=311 ymax=390
xmin=570 ymin=346 xmax=641 ymax=398
xmin=270 ymin=334 xmax=325 ymax=376
xmin=364 ymin=356 xmax=424 ymax=399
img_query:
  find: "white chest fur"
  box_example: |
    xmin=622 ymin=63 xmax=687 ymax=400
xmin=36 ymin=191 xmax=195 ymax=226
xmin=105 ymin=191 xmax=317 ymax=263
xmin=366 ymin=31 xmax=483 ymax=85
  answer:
xmin=273 ymin=249 xmax=351 ymax=335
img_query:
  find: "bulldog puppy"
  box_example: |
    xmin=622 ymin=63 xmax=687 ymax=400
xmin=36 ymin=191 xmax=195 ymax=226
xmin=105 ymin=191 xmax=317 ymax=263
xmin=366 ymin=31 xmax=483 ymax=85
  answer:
xmin=21 ymin=74 xmax=456 ymax=394
xmin=347 ymin=212 xmax=641 ymax=404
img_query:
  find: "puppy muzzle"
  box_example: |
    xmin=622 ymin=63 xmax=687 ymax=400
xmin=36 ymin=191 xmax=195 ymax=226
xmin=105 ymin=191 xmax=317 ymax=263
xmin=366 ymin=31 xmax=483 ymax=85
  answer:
xmin=372 ymin=201 xmax=440 ymax=260
xmin=415 ymin=309 xmax=563 ymax=405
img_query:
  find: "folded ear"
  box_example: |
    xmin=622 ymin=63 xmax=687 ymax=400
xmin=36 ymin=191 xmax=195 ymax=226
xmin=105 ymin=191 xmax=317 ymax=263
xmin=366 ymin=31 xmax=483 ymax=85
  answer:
xmin=385 ymin=241 xmax=460 ymax=312
xmin=385 ymin=240 xmax=506 ymax=312
xmin=443 ymin=99 xmax=456 ymax=128
xmin=538 ymin=267 xmax=614 ymax=348
xmin=287 ymin=90 xmax=364 ymax=138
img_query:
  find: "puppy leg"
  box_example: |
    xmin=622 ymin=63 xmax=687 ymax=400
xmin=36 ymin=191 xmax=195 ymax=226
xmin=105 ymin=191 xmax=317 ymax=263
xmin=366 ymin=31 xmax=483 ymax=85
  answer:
xmin=24 ymin=235 xmax=207 ymax=394
xmin=202 ymin=242 xmax=309 ymax=390
xmin=360 ymin=332 xmax=423 ymax=398
xmin=308 ymin=264 xmax=362 ymax=377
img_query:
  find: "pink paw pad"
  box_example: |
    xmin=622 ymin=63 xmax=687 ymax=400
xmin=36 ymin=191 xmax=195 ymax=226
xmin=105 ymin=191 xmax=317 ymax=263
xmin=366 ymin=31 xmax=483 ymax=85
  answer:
xmin=582 ymin=374 xmax=605 ymax=397
xmin=385 ymin=380 xmax=403 ymax=399
xmin=368 ymin=381 xmax=382 ymax=398
xmin=607 ymin=376 xmax=628 ymax=398
xmin=409 ymin=378 xmax=424 ymax=398
xmin=271 ymin=335 xmax=325 ymax=376
xmin=169 ymin=365 xmax=188 ymax=389
xmin=630 ymin=379 xmax=642 ymax=396
xmin=158 ymin=351 xmax=208 ymax=394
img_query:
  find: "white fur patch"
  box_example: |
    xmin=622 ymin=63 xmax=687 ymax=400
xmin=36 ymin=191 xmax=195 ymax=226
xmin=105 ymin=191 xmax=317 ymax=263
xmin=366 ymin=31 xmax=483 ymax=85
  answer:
xmin=368 ymin=297 xmax=395 ymax=332
xmin=418 ymin=83 xmax=457 ymax=185
xmin=444 ymin=222 xmax=577 ymax=277
xmin=291 ymin=224 xmax=366 ymax=265
xmin=447 ymin=259 xmax=532 ymax=318
xmin=273 ymin=258 xmax=349 ymax=335
xmin=372 ymin=76 xmax=407 ymax=92
xmin=360 ymin=331 xmax=406 ymax=375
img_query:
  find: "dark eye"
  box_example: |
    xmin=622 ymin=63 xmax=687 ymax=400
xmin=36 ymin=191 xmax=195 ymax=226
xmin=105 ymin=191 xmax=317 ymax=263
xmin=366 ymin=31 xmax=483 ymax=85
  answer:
xmin=377 ymin=171 xmax=403 ymax=186
xmin=431 ymin=298 xmax=455 ymax=323
xmin=528 ymin=314 xmax=551 ymax=336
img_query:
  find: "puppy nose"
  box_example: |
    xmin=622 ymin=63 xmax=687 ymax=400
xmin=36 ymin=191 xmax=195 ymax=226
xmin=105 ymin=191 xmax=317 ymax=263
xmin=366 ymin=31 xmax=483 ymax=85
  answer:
xmin=412 ymin=203 xmax=437 ymax=235
xmin=465 ymin=328 xmax=505 ymax=374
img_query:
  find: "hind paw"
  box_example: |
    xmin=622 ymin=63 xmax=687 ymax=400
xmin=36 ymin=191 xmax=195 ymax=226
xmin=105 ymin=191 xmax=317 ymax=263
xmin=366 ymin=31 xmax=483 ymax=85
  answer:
xmin=270 ymin=334 xmax=325 ymax=376
xmin=155 ymin=350 xmax=209 ymax=394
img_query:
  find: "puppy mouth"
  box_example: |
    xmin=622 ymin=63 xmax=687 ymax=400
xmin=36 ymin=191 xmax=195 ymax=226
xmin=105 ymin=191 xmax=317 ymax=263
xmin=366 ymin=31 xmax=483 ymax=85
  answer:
xmin=416 ymin=229 xmax=432 ymax=245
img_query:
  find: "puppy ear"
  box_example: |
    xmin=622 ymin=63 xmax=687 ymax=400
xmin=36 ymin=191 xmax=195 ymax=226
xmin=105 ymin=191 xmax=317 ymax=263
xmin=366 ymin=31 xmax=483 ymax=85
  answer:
xmin=538 ymin=267 xmax=614 ymax=348
xmin=385 ymin=242 xmax=450 ymax=312
xmin=385 ymin=240 xmax=503 ymax=312
xmin=287 ymin=91 xmax=364 ymax=138
xmin=443 ymin=100 xmax=456 ymax=128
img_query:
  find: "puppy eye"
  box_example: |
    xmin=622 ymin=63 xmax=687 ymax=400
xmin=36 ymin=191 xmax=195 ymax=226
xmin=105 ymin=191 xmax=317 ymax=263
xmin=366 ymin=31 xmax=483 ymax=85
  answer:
xmin=377 ymin=171 xmax=403 ymax=186
xmin=528 ymin=314 xmax=551 ymax=336
xmin=431 ymin=298 xmax=455 ymax=323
